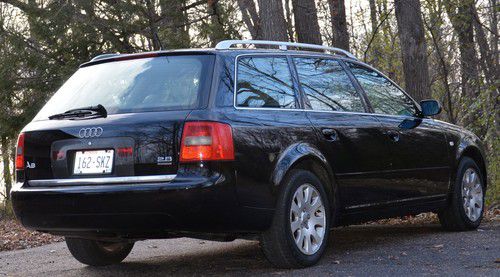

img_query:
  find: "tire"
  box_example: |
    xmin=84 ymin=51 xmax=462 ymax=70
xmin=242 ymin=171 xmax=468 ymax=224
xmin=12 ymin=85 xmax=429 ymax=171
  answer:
xmin=438 ymin=157 xmax=485 ymax=231
xmin=65 ymin=237 xmax=134 ymax=266
xmin=260 ymin=169 xmax=331 ymax=268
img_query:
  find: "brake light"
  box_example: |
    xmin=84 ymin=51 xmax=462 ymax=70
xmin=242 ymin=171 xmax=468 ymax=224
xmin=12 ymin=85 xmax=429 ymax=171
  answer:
xmin=180 ymin=122 xmax=235 ymax=162
xmin=117 ymin=147 xmax=133 ymax=157
xmin=15 ymin=133 xmax=25 ymax=170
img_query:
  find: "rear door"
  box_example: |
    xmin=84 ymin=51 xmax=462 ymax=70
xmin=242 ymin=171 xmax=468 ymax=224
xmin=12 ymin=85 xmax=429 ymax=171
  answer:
xmin=346 ymin=62 xmax=450 ymax=200
xmin=21 ymin=54 xmax=215 ymax=183
xmin=292 ymin=56 xmax=393 ymax=208
xmin=226 ymin=54 xmax=315 ymax=209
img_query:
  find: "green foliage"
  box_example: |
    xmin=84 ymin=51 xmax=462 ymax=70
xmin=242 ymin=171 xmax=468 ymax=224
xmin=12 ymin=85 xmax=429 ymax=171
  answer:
xmin=0 ymin=0 xmax=244 ymax=199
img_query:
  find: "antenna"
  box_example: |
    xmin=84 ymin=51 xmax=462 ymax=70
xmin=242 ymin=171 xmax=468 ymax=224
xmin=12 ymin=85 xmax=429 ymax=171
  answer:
xmin=154 ymin=33 xmax=164 ymax=50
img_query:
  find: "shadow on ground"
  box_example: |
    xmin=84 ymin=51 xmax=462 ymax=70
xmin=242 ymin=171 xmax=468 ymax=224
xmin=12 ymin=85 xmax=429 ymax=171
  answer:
xmin=76 ymin=224 xmax=455 ymax=276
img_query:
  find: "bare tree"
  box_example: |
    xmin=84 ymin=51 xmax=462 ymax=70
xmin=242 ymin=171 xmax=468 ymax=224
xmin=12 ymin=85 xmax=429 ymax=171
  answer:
xmin=328 ymin=0 xmax=349 ymax=50
xmin=490 ymin=0 xmax=498 ymax=76
xmin=207 ymin=0 xmax=226 ymax=46
xmin=444 ymin=0 xmax=480 ymax=98
xmin=284 ymin=0 xmax=295 ymax=42
xmin=471 ymin=4 xmax=498 ymax=87
xmin=366 ymin=0 xmax=381 ymax=65
xmin=237 ymin=0 xmax=261 ymax=39
xmin=394 ymin=0 xmax=431 ymax=101
xmin=158 ymin=0 xmax=191 ymax=49
xmin=257 ymin=0 xmax=288 ymax=41
xmin=368 ymin=0 xmax=378 ymax=33
xmin=291 ymin=0 xmax=322 ymax=44
xmin=424 ymin=0 xmax=456 ymax=123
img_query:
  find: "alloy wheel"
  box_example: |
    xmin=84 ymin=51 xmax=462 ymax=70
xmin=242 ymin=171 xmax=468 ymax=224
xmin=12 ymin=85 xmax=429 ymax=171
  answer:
xmin=461 ymin=168 xmax=483 ymax=222
xmin=289 ymin=184 xmax=326 ymax=255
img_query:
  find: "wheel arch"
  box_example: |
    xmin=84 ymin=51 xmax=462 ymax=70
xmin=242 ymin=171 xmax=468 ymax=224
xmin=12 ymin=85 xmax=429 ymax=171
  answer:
xmin=459 ymin=146 xmax=488 ymax=189
xmin=270 ymin=143 xmax=338 ymax=217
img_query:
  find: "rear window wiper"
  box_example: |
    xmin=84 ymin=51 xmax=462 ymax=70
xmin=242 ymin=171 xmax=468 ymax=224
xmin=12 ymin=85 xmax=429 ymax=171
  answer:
xmin=48 ymin=104 xmax=107 ymax=120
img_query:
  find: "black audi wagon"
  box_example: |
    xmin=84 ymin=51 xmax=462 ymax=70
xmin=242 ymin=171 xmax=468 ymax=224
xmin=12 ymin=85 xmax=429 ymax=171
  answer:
xmin=11 ymin=40 xmax=487 ymax=268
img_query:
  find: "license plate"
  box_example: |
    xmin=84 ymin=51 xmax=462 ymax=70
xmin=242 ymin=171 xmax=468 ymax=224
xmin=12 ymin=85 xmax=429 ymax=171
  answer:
xmin=73 ymin=150 xmax=114 ymax=175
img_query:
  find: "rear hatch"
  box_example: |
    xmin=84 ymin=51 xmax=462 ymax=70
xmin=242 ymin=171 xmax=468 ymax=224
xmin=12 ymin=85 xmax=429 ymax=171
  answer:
xmin=18 ymin=53 xmax=215 ymax=184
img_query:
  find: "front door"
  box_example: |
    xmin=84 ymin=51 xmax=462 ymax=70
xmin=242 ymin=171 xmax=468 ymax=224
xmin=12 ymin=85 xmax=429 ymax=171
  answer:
xmin=347 ymin=62 xmax=450 ymax=203
xmin=292 ymin=56 xmax=393 ymax=208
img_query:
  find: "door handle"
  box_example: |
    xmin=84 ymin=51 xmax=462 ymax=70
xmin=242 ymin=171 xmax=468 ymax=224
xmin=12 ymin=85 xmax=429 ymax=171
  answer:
xmin=386 ymin=131 xmax=400 ymax=142
xmin=321 ymin=128 xmax=338 ymax=141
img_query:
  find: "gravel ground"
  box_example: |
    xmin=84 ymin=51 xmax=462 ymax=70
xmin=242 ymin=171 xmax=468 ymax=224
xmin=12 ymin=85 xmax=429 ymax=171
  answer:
xmin=0 ymin=221 xmax=498 ymax=276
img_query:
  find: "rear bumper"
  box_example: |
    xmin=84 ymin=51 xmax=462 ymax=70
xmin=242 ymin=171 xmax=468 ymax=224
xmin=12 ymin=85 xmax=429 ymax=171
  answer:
xmin=11 ymin=172 xmax=273 ymax=238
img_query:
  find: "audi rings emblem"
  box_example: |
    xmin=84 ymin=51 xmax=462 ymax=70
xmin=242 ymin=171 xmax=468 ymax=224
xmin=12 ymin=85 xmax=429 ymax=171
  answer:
xmin=79 ymin=127 xmax=103 ymax=138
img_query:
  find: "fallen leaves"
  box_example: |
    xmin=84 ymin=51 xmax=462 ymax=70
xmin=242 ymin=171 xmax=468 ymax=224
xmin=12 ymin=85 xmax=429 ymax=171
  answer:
xmin=365 ymin=207 xmax=499 ymax=226
xmin=365 ymin=212 xmax=439 ymax=226
xmin=0 ymin=219 xmax=63 ymax=252
xmin=433 ymin=244 xmax=444 ymax=249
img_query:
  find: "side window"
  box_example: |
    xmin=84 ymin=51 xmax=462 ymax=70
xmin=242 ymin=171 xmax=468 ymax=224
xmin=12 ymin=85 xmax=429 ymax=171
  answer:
xmin=294 ymin=58 xmax=364 ymax=112
xmin=348 ymin=62 xmax=417 ymax=116
xmin=236 ymin=56 xmax=297 ymax=109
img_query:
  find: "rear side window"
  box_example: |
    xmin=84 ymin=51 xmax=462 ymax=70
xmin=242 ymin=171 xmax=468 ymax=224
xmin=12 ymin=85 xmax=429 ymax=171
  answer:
xmin=294 ymin=58 xmax=364 ymax=112
xmin=348 ymin=62 xmax=417 ymax=116
xmin=236 ymin=56 xmax=297 ymax=109
xmin=34 ymin=55 xmax=214 ymax=120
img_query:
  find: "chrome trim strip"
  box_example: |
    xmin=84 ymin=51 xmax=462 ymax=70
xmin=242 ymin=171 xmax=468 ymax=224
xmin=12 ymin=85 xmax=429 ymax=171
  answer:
xmin=28 ymin=174 xmax=177 ymax=187
xmin=345 ymin=194 xmax=447 ymax=210
xmin=336 ymin=166 xmax=451 ymax=177
xmin=216 ymin=40 xmax=357 ymax=59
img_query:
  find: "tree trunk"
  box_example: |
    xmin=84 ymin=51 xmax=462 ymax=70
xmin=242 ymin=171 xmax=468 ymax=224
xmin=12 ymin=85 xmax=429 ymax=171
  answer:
xmin=159 ymin=0 xmax=191 ymax=48
xmin=427 ymin=0 xmax=456 ymax=123
xmin=237 ymin=0 xmax=260 ymax=39
xmin=144 ymin=0 xmax=161 ymax=50
xmin=208 ymin=0 xmax=226 ymax=46
xmin=472 ymin=4 xmax=498 ymax=87
xmin=394 ymin=0 xmax=431 ymax=101
xmin=365 ymin=0 xmax=380 ymax=65
xmin=328 ymin=0 xmax=349 ymax=51
xmin=284 ymin=0 xmax=295 ymax=42
xmin=444 ymin=0 xmax=480 ymax=98
xmin=1 ymin=136 xmax=12 ymax=201
xmin=368 ymin=0 xmax=378 ymax=33
xmin=490 ymin=0 xmax=498 ymax=77
xmin=291 ymin=0 xmax=322 ymax=44
xmin=257 ymin=0 xmax=288 ymax=41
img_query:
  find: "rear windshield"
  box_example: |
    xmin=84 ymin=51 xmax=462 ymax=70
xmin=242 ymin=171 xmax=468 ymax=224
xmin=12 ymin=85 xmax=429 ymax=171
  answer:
xmin=34 ymin=55 xmax=214 ymax=120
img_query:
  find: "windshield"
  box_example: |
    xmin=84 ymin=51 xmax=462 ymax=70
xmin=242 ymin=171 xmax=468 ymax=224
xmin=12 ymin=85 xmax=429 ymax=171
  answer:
xmin=34 ymin=55 xmax=214 ymax=120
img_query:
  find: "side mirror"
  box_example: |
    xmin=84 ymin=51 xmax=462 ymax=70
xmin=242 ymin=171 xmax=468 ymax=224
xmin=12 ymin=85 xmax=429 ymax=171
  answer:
xmin=419 ymin=99 xmax=441 ymax=117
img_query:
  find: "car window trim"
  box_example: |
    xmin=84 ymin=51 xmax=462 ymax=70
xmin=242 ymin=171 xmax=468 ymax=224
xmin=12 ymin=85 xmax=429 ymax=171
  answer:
xmin=232 ymin=53 xmax=421 ymax=120
xmin=290 ymin=55 xmax=370 ymax=113
xmin=344 ymin=60 xmax=422 ymax=116
xmin=233 ymin=53 xmax=302 ymax=110
xmin=287 ymin=55 xmax=309 ymax=110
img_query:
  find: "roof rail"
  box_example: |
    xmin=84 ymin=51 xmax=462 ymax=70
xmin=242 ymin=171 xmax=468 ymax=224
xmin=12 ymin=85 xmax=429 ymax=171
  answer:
xmin=215 ymin=40 xmax=357 ymax=60
xmin=91 ymin=53 xmax=121 ymax=61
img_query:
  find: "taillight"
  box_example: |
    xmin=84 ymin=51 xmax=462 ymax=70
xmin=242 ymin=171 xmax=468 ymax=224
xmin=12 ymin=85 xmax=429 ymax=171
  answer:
xmin=180 ymin=122 xmax=235 ymax=162
xmin=15 ymin=133 xmax=25 ymax=170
